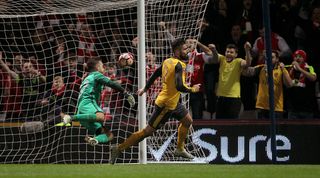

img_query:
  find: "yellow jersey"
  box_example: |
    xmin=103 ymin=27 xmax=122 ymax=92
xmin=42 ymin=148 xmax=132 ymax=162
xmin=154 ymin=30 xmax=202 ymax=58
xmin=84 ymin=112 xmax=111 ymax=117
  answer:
xmin=255 ymin=65 xmax=288 ymax=112
xmin=155 ymin=57 xmax=193 ymax=110
xmin=216 ymin=55 xmax=244 ymax=98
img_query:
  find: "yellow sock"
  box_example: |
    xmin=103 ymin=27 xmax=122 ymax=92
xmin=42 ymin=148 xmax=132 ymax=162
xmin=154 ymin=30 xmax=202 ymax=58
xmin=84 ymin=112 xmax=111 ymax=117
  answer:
xmin=118 ymin=130 xmax=145 ymax=151
xmin=177 ymin=123 xmax=189 ymax=150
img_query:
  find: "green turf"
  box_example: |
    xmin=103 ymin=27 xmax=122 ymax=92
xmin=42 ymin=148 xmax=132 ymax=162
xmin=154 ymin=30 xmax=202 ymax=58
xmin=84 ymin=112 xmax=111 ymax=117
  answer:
xmin=0 ymin=164 xmax=319 ymax=178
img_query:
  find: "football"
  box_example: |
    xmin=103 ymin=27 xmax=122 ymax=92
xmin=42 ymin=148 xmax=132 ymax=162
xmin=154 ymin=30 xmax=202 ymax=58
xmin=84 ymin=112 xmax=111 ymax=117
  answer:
xmin=118 ymin=52 xmax=134 ymax=67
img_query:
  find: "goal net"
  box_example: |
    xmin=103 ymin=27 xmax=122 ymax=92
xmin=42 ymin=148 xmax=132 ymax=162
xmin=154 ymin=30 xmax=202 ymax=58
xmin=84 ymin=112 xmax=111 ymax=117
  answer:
xmin=0 ymin=0 xmax=209 ymax=164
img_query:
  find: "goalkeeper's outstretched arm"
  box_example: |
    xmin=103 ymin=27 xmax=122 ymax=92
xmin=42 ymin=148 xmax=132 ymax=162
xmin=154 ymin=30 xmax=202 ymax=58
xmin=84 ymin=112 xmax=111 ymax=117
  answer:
xmin=96 ymin=72 xmax=125 ymax=92
xmin=97 ymin=72 xmax=135 ymax=107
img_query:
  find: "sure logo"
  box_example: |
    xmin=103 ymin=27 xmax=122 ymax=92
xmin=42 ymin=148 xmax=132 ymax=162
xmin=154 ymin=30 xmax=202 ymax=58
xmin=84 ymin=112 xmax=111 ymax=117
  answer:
xmin=192 ymin=128 xmax=291 ymax=163
xmin=148 ymin=128 xmax=291 ymax=163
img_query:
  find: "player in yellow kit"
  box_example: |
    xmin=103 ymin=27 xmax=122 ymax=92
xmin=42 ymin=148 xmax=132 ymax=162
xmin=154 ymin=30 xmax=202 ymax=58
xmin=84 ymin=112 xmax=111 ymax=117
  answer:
xmin=109 ymin=38 xmax=201 ymax=164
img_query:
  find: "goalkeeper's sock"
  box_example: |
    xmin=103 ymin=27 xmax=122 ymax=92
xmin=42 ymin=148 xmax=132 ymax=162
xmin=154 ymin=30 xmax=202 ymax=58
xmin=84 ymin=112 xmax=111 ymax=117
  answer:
xmin=72 ymin=114 xmax=97 ymax=122
xmin=95 ymin=134 xmax=109 ymax=143
xmin=177 ymin=123 xmax=189 ymax=150
xmin=118 ymin=130 xmax=145 ymax=152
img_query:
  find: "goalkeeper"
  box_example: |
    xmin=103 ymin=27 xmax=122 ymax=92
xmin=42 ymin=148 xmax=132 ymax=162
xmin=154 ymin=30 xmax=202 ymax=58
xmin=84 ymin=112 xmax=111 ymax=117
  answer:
xmin=110 ymin=38 xmax=201 ymax=164
xmin=60 ymin=57 xmax=135 ymax=146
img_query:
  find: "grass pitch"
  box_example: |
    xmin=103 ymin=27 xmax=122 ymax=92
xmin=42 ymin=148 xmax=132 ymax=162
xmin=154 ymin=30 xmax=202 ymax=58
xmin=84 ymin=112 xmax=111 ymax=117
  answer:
xmin=1 ymin=164 xmax=319 ymax=178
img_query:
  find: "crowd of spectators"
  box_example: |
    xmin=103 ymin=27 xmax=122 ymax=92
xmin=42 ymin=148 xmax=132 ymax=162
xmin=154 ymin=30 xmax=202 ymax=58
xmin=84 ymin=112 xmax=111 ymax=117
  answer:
xmin=198 ymin=0 xmax=320 ymax=119
xmin=0 ymin=8 xmax=138 ymax=123
xmin=0 ymin=0 xmax=320 ymax=121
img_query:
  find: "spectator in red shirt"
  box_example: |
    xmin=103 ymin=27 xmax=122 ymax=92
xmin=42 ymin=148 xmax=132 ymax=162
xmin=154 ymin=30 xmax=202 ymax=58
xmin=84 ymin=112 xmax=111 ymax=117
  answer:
xmin=286 ymin=50 xmax=317 ymax=119
xmin=186 ymin=38 xmax=214 ymax=119
xmin=40 ymin=74 xmax=78 ymax=124
xmin=252 ymin=27 xmax=292 ymax=65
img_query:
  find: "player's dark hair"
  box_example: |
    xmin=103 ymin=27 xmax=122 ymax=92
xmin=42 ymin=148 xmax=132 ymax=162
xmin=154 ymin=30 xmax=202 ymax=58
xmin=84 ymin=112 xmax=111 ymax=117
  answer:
xmin=171 ymin=38 xmax=185 ymax=52
xmin=226 ymin=43 xmax=238 ymax=53
xmin=86 ymin=57 xmax=101 ymax=72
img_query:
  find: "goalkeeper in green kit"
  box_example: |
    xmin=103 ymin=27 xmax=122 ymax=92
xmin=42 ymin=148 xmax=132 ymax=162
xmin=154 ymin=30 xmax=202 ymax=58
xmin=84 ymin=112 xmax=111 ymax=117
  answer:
xmin=60 ymin=57 xmax=135 ymax=146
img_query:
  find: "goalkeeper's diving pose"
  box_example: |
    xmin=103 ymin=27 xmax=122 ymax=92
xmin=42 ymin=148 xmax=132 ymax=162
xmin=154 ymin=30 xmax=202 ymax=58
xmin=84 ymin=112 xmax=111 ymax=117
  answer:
xmin=110 ymin=38 xmax=201 ymax=164
xmin=60 ymin=57 xmax=135 ymax=146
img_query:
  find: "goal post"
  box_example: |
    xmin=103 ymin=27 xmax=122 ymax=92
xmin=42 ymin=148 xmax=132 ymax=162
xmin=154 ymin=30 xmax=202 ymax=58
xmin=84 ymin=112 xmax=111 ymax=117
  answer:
xmin=137 ymin=0 xmax=147 ymax=164
xmin=0 ymin=0 xmax=210 ymax=164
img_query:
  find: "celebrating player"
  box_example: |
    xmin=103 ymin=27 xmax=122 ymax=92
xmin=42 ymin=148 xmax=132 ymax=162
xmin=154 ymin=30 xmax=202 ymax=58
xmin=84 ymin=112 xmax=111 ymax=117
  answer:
xmin=109 ymin=38 xmax=201 ymax=164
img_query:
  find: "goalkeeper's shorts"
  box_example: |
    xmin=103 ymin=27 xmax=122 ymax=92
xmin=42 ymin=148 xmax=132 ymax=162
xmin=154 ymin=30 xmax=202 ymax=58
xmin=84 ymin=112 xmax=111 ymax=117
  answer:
xmin=77 ymin=99 xmax=103 ymax=135
xmin=77 ymin=99 xmax=103 ymax=114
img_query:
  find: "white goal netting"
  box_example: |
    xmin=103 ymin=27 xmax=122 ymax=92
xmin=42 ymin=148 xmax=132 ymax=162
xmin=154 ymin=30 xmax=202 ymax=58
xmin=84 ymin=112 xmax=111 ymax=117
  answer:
xmin=0 ymin=0 xmax=209 ymax=164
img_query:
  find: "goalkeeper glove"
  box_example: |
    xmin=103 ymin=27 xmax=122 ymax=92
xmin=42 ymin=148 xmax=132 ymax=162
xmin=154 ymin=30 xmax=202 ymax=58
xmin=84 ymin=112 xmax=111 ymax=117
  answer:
xmin=124 ymin=91 xmax=135 ymax=107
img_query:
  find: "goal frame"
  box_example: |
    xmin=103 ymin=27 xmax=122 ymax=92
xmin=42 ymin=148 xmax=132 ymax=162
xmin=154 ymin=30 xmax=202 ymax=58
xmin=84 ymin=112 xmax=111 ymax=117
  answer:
xmin=137 ymin=0 xmax=147 ymax=164
xmin=0 ymin=0 xmax=210 ymax=164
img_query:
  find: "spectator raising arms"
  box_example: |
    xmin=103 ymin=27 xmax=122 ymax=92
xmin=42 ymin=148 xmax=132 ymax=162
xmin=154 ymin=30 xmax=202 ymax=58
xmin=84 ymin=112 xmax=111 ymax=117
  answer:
xmin=211 ymin=42 xmax=252 ymax=119
xmin=186 ymin=38 xmax=214 ymax=120
xmin=0 ymin=51 xmax=46 ymax=120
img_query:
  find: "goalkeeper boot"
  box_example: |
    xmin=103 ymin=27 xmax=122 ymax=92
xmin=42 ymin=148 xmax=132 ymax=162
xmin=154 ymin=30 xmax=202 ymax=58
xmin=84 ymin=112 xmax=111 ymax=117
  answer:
xmin=84 ymin=136 xmax=98 ymax=146
xmin=60 ymin=112 xmax=71 ymax=125
xmin=173 ymin=149 xmax=195 ymax=159
xmin=61 ymin=113 xmax=71 ymax=125
xmin=110 ymin=145 xmax=121 ymax=164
